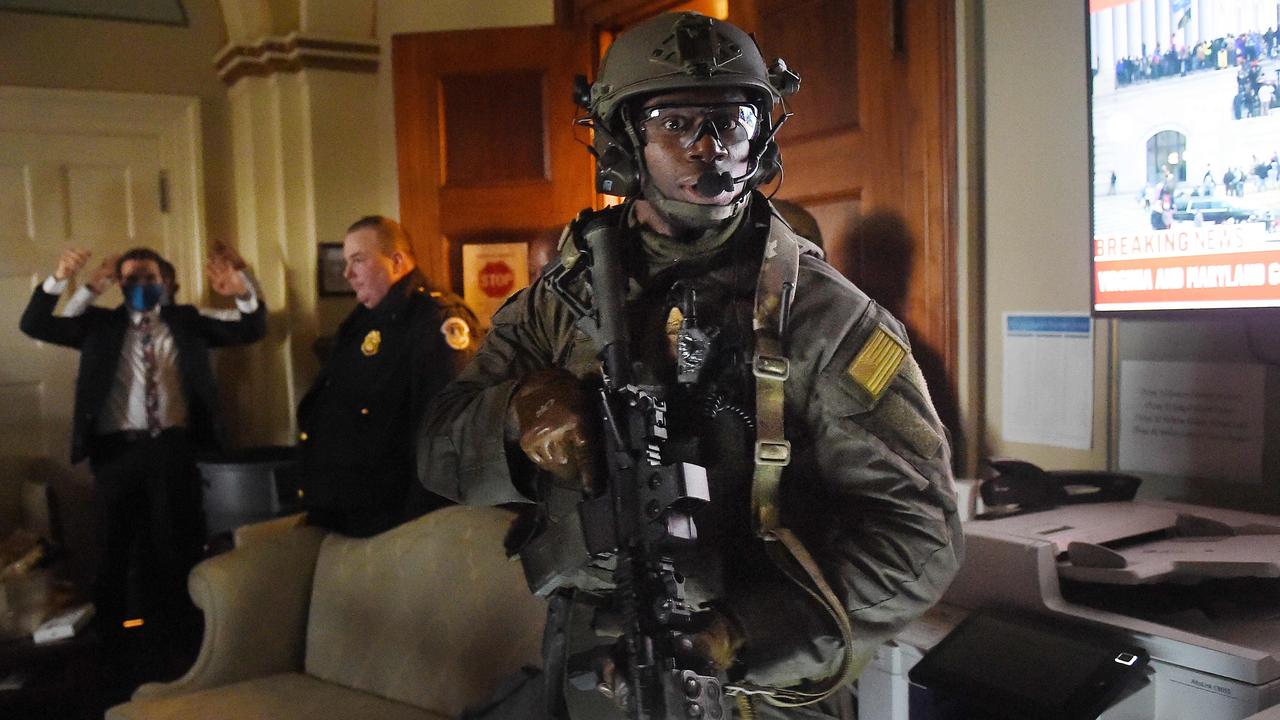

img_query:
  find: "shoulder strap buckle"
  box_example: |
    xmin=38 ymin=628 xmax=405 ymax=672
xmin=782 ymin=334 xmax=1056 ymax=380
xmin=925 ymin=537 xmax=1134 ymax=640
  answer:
xmin=754 ymin=440 xmax=791 ymax=466
xmin=752 ymin=353 xmax=790 ymax=381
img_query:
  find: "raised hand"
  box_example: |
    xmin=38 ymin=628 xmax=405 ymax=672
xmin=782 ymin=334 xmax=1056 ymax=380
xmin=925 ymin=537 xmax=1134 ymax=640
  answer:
xmin=211 ymin=240 xmax=247 ymax=271
xmin=87 ymin=254 xmax=120 ymax=294
xmin=206 ymin=253 xmax=248 ymax=298
xmin=54 ymin=248 xmax=92 ymax=281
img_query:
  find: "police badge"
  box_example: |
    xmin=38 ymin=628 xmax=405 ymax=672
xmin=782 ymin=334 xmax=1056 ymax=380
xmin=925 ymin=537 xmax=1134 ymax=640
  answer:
xmin=361 ymin=330 xmax=381 ymax=356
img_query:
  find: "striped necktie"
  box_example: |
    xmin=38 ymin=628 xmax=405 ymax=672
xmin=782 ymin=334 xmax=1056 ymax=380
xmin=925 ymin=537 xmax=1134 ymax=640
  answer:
xmin=139 ymin=314 xmax=161 ymax=436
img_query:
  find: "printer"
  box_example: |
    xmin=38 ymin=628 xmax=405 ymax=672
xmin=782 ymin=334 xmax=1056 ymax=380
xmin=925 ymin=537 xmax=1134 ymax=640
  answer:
xmin=861 ymin=500 xmax=1280 ymax=720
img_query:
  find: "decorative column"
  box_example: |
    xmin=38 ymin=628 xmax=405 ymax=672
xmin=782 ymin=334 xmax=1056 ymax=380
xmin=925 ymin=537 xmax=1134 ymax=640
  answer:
xmin=1114 ymin=5 xmax=1130 ymax=61
xmin=1128 ymin=2 xmax=1143 ymax=60
xmin=1157 ymin=0 xmax=1171 ymax=50
xmin=215 ymin=0 xmax=380 ymax=446
xmin=1098 ymin=7 xmax=1117 ymax=91
xmin=1091 ymin=11 xmax=1101 ymax=72
xmin=1142 ymin=0 xmax=1158 ymax=55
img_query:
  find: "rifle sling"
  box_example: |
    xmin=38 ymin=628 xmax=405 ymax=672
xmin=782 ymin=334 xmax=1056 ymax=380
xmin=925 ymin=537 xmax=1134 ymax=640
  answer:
xmin=739 ymin=218 xmax=862 ymax=707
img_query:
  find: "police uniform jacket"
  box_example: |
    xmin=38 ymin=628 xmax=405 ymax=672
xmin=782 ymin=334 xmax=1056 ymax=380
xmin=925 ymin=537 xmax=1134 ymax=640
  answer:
xmin=419 ymin=196 xmax=962 ymax=702
xmin=299 ymin=269 xmax=475 ymax=534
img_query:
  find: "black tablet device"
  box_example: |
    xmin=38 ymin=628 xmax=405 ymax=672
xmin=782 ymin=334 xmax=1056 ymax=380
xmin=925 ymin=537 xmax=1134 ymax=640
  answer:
xmin=906 ymin=609 xmax=1149 ymax=720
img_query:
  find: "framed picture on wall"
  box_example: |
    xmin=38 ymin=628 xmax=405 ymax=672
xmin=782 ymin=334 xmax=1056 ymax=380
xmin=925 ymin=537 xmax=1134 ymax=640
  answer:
xmin=317 ymin=243 xmax=353 ymax=296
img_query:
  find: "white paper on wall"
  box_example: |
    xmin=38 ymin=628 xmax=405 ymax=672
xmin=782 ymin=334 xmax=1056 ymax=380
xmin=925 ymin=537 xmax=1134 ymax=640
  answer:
xmin=1119 ymin=360 xmax=1266 ymax=483
xmin=1001 ymin=313 xmax=1094 ymax=449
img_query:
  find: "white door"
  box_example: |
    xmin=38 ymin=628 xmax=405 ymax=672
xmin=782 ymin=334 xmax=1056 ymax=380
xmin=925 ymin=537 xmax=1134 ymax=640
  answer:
xmin=0 ymin=88 xmax=195 ymax=490
xmin=0 ymin=129 xmax=166 ymax=467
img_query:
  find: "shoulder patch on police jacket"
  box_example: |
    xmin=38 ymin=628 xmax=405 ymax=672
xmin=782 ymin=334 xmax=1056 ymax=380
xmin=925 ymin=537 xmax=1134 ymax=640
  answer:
xmin=441 ymin=316 xmax=472 ymax=350
xmin=846 ymin=324 xmax=906 ymax=402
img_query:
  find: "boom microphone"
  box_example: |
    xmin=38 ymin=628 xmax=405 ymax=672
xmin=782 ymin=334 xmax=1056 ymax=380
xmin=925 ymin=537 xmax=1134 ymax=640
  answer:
xmin=694 ymin=170 xmax=734 ymax=197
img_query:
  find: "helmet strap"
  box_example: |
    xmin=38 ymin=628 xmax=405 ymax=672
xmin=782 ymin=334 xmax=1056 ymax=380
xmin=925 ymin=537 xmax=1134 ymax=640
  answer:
xmin=621 ymin=104 xmax=648 ymax=183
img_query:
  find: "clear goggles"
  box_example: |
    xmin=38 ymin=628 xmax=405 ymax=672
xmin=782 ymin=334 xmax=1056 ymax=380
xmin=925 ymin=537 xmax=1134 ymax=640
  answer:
xmin=637 ymin=103 xmax=762 ymax=148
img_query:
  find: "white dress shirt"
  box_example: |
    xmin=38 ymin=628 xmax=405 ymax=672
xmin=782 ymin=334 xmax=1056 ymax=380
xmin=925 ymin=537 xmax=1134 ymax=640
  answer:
xmin=41 ymin=273 xmax=259 ymax=434
xmin=99 ymin=307 xmax=188 ymax=433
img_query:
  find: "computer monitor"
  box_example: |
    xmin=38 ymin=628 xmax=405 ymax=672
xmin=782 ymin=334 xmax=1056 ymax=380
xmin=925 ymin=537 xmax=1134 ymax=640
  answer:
xmin=1088 ymin=0 xmax=1280 ymax=315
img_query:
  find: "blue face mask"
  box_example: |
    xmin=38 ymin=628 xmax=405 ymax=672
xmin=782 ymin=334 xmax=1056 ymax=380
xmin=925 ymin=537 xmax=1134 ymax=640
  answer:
xmin=124 ymin=283 xmax=164 ymax=312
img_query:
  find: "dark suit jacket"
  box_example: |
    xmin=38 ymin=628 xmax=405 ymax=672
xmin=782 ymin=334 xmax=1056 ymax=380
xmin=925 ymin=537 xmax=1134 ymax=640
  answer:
xmin=19 ymin=286 xmax=268 ymax=463
xmin=297 ymin=270 xmax=475 ymax=533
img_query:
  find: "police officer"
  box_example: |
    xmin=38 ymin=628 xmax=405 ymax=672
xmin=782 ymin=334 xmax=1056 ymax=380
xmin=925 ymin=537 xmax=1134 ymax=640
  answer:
xmin=420 ymin=13 xmax=961 ymax=718
xmin=300 ymin=215 xmax=477 ymax=537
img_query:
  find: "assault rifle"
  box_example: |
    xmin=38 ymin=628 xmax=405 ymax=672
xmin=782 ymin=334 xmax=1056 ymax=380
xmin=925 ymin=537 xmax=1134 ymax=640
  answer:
xmin=541 ymin=216 xmax=731 ymax=720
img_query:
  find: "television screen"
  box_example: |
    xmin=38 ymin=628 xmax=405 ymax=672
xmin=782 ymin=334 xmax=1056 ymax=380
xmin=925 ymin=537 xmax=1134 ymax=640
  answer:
xmin=1089 ymin=0 xmax=1280 ymax=313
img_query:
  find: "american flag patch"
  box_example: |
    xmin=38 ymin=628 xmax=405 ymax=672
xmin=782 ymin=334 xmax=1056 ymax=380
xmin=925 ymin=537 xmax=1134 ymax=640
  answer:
xmin=846 ymin=325 xmax=907 ymax=402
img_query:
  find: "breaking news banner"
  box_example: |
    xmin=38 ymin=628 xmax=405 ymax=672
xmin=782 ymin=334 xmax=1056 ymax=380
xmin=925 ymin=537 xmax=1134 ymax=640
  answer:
xmin=1093 ymin=224 xmax=1280 ymax=310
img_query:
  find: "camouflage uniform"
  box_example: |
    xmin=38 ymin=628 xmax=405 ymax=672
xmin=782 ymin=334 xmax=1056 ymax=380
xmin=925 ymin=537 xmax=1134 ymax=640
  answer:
xmin=419 ymin=194 xmax=962 ymax=718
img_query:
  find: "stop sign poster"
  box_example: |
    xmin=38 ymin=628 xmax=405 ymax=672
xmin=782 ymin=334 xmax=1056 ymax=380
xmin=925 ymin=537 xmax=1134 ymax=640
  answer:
xmin=462 ymin=242 xmax=529 ymax=324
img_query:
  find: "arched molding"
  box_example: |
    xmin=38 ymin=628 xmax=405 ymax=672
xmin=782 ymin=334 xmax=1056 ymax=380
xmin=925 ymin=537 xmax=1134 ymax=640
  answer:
xmin=214 ymin=34 xmax=378 ymax=86
xmin=218 ymin=0 xmax=376 ymax=44
xmin=216 ymin=0 xmax=378 ymax=86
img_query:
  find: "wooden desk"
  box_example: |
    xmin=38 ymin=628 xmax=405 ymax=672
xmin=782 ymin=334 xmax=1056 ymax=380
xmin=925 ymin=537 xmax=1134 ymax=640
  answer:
xmin=0 ymin=627 xmax=101 ymax=720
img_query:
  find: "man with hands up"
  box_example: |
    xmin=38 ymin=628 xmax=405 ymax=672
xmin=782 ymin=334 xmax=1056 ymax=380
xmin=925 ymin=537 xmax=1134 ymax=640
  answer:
xmin=19 ymin=243 xmax=265 ymax=664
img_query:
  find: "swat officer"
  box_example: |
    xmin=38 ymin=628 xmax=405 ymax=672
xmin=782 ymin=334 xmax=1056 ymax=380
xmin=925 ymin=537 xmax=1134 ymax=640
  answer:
xmin=420 ymin=13 xmax=960 ymax=719
xmin=300 ymin=215 xmax=477 ymax=537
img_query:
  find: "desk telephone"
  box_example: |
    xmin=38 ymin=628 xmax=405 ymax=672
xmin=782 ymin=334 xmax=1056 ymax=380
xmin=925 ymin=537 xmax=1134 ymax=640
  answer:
xmin=978 ymin=459 xmax=1141 ymax=519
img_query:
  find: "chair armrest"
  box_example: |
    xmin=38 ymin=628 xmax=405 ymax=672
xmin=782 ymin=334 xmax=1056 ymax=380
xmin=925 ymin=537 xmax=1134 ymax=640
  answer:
xmin=233 ymin=511 xmax=307 ymax=547
xmin=133 ymin=525 xmax=327 ymax=699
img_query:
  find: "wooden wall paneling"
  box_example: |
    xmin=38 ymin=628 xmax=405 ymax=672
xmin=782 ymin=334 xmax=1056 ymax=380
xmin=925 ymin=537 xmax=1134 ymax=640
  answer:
xmin=799 ymin=193 xmax=863 ymax=277
xmin=883 ymin=0 xmax=957 ymax=384
xmin=393 ymin=26 xmax=594 ymax=292
xmin=918 ymin=0 xmax=959 ymax=384
xmin=740 ymin=0 xmax=876 ymax=206
xmin=739 ymin=0 xmax=960 ymax=450
xmin=441 ymin=72 xmax=548 ymax=186
xmin=393 ymin=1 xmax=957 ymax=444
xmin=392 ymin=35 xmax=445 ymax=285
xmin=754 ymin=0 xmax=860 ymax=143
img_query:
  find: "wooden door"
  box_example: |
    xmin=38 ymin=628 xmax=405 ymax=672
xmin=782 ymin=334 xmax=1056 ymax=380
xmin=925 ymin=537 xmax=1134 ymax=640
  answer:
xmin=730 ymin=0 xmax=960 ymax=445
xmin=555 ymin=0 xmax=958 ymax=441
xmin=393 ymin=26 xmax=595 ymax=324
xmin=394 ymin=5 xmax=958 ymax=450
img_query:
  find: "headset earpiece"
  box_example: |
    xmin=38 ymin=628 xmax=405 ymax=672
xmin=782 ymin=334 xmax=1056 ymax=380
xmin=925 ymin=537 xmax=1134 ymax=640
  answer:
xmin=751 ymin=140 xmax=782 ymax=187
xmin=592 ymin=110 xmax=644 ymax=198
xmin=595 ymin=140 xmax=639 ymax=197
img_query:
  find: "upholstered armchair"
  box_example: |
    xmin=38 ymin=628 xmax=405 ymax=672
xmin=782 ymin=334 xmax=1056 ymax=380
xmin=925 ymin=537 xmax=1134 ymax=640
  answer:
xmin=106 ymin=505 xmax=546 ymax=720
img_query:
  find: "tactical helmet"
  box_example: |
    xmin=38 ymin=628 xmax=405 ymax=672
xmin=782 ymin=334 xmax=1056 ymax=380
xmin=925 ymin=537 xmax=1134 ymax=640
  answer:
xmin=583 ymin=12 xmax=800 ymax=199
